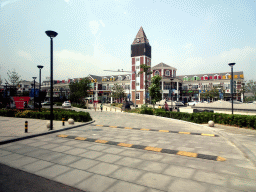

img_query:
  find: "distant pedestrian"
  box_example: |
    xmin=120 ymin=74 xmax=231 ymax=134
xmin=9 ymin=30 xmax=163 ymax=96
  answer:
xmin=100 ymin=103 xmax=103 ymax=112
xmin=164 ymin=101 xmax=169 ymax=111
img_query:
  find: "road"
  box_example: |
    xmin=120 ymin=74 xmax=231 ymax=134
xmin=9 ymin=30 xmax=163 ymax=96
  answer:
xmin=0 ymin=107 xmax=256 ymax=192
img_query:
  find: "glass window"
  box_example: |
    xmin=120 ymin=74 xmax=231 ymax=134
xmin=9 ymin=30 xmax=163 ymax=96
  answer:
xmin=155 ymin=71 xmax=160 ymax=76
xmin=136 ymin=83 xmax=140 ymax=86
xmin=165 ymin=70 xmax=170 ymax=76
xmin=136 ymin=66 xmax=140 ymax=69
xmin=136 ymin=92 xmax=140 ymax=100
xmin=136 ymin=58 xmax=139 ymax=61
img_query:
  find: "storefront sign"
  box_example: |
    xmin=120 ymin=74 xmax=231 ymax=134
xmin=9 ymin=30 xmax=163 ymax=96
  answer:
xmin=182 ymin=90 xmax=199 ymax=95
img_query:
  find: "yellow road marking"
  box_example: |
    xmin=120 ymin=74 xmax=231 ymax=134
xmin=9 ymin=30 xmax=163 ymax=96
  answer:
xmin=201 ymin=133 xmax=215 ymax=137
xmin=95 ymin=140 xmax=108 ymax=144
xmin=216 ymin=156 xmax=226 ymax=161
xmin=144 ymin=146 xmax=162 ymax=152
xmin=118 ymin=143 xmax=133 ymax=147
xmin=141 ymin=128 xmax=150 ymax=131
xmin=159 ymin=130 xmax=169 ymax=132
xmin=75 ymin=137 xmax=87 ymax=141
xmin=177 ymin=151 xmax=198 ymax=158
xmin=124 ymin=127 xmax=133 ymax=129
xmin=179 ymin=132 xmax=190 ymax=134
xmin=57 ymin=134 xmax=68 ymax=138
xmin=109 ymin=126 xmax=118 ymax=128
xmin=96 ymin=125 xmax=103 ymax=127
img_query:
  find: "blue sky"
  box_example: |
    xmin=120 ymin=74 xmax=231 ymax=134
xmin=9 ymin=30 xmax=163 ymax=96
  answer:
xmin=1 ymin=0 xmax=256 ymax=83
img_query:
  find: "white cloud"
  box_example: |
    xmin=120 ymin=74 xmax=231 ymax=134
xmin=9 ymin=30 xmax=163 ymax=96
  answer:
xmin=17 ymin=50 xmax=32 ymax=61
xmin=89 ymin=21 xmax=100 ymax=35
xmin=99 ymin=20 xmax=105 ymax=27
xmin=1 ymin=0 xmax=20 ymax=8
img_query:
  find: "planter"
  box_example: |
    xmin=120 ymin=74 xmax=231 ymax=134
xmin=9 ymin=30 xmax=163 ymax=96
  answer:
xmin=208 ymin=120 xmax=214 ymax=127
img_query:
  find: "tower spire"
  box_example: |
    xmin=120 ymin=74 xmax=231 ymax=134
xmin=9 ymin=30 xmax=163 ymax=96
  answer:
xmin=132 ymin=27 xmax=149 ymax=45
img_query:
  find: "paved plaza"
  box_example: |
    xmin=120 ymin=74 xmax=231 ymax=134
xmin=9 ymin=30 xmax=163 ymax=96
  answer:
xmin=0 ymin=106 xmax=256 ymax=191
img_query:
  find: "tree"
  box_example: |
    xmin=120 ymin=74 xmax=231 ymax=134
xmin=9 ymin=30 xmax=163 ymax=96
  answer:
xmin=149 ymin=75 xmax=162 ymax=108
xmin=111 ymin=84 xmax=125 ymax=103
xmin=6 ymin=69 xmax=21 ymax=86
xmin=245 ymin=80 xmax=256 ymax=101
xmin=69 ymin=78 xmax=91 ymax=104
xmin=139 ymin=64 xmax=152 ymax=105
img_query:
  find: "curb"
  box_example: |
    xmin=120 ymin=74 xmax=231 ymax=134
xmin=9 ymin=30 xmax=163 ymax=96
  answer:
xmin=0 ymin=120 xmax=95 ymax=145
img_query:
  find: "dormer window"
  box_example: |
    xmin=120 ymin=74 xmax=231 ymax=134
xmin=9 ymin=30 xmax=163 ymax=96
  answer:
xmin=165 ymin=70 xmax=170 ymax=76
xmin=194 ymin=76 xmax=199 ymax=81
xmin=203 ymin=75 xmax=208 ymax=80
xmin=226 ymin=73 xmax=230 ymax=79
xmin=118 ymin=76 xmax=122 ymax=81
xmin=183 ymin=76 xmax=188 ymax=81
xmin=126 ymin=75 xmax=130 ymax=80
xmin=154 ymin=70 xmax=160 ymax=76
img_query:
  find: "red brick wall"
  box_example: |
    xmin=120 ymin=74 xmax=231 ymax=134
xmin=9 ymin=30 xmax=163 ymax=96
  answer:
xmin=140 ymin=57 xmax=144 ymax=89
xmin=132 ymin=81 xmax=135 ymax=89
xmin=132 ymin=58 xmax=135 ymax=65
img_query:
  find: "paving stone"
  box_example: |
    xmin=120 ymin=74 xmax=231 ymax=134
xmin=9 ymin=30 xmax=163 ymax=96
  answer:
xmin=96 ymin=154 xmax=122 ymax=163
xmin=50 ymin=154 xmax=82 ymax=165
xmin=136 ymin=172 xmax=173 ymax=191
xmin=1 ymin=145 xmax=24 ymax=152
xmin=193 ymin=170 xmax=228 ymax=186
xmin=164 ymin=164 xmax=195 ymax=179
xmin=88 ymin=162 xmax=120 ymax=176
xmin=86 ymin=144 xmax=108 ymax=151
xmin=35 ymin=164 xmax=71 ymax=179
xmin=25 ymin=148 xmax=52 ymax=158
xmin=208 ymin=185 xmax=241 ymax=192
xmin=214 ymin=163 xmax=250 ymax=179
xmin=119 ymin=149 xmax=145 ymax=158
xmin=167 ymin=178 xmax=207 ymax=192
xmin=21 ymin=160 xmax=54 ymax=172
xmin=61 ymin=140 xmax=83 ymax=146
xmin=115 ymin=157 xmax=144 ymax=168
xmin=69 ymin=159 xmax=99 ymax=170
xmin=106 ymin=181 xmax=146 ymax=192
xmin=63 ymin=148 xmax=88 ymax=155
xmin=14 ymin=146 xmax=38 ymax=154
xmin=139 ymin=153 xmax=164 ymax=161
xmin=39 ymin=143 xmax=60 ymax=149
xmin=39 ymin=151 xmax=66 ymax=161
xmin=54 ymin=169 xmax=92 ymax=186
xmin=229 ymin=176 xmax=256 ymax=191
xmin=0 ymin=153 xmax=24 ymax=163
xmin=246 ymin=168 xmax=256 ymax=180
xmin=110 ymin=167 xmax=144 ymax=182
xmin=0 ymin=149 xmax=12 ymax=157
xmin=139 ymin=161 xmax=169 ymax=173
xmin=161 ymin=156 xmax=188 ymax=166
xmin=76 ymin=174 xmax=117 ymax=192
xmin=27 ymin=141 xmax=48 ymax=147
xmin=103 ymin=147 xmax=126 ymax=154
xmin=50 ymin=145 xmax=74 ymax=152
xmin=185 ymin=159 xmax=215 ymax=172
xmin=7 ymin=156 xmax=38 ymax=168
xmin=79 ymin=151 xmax=104 ymax=159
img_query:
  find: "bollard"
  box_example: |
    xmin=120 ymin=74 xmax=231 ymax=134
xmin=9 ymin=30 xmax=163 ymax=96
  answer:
xmin=121 ymin=108 xmax=122 ymax=112
xmin=110 ymin=108 xmax=111 ymax=111
xmin=25 ymin=121 xmax=28 ymax=133
xmin=62 ymin=118 xmax=65 ymax=126
xmin=115 ymin=108 xmax=116 ymax=112
xmin=106 ymin=108 xmax=107 ymax=111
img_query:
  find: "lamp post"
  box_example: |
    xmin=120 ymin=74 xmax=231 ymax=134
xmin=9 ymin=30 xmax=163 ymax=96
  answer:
xmin=37 ymin=65 xmax=44 ymax=112
xmin=32 ymin=77 xmax=37 ymax=109
xmin=170 ymin=78 xmax=174 ymax=111
xmin=228 ymin=63 xmax=235 ymax=114
xmin=45 ymin=30 xmax=58 ymax=130
xmin=242 ymin=83 xmax=245 ymax=103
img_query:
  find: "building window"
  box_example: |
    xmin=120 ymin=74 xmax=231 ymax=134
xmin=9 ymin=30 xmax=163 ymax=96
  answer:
xmin=118 ymin=76 xmax=122 ymax=81
xmin=136 ymin=83 xmax=139 ymax=86
xmin=183 ymin=76 xmax=188 ymax=81
xmin=136 ymin=74 xmax=139 ymax=77
xmin=136 ymin=58 xmax=139 ymax=61
xmin=126 ymin=75 xmax=130 ymax=80
xmin=154 ymin=70 xmax=160 ymax=76
xmin=136 ymin=92 xmax=140 ymax=100
xmin=194 ymin=76 xmax=198 ymax=81
xmin=136 ymin=66 xmax=140 ymax=69
xmin=165 ymin=70 xmax=170 ymax=76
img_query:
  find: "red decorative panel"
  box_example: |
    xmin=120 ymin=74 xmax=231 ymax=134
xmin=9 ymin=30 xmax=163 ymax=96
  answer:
xmin=132 ymin=58 xmax=135 ymax=65
xmin=218 ymin=76 xmax=221 ymax=79
xmin=201 ymin=77 xmax=204 ymax=80
xmin=209 ymin=76 xmax=213 ymax=80
xmin=132 ymin=73 xmax=135 ymax=80
xmin=214 ymin=76 xmax=217 ymax=79
xmin=140 ymin=56 xmax=144 ymax=65
xmin=205 ymin=77 xmax=208 ymax=80
xmin=132 ymin=81 xmax=135 ymax=89
xmin=132 ymin=65 xmax=135 ymax=73
xmin=57 ymin=80 xmax=60 ymax=83
xmin=62 ymin=80 xmax=65 ymax=83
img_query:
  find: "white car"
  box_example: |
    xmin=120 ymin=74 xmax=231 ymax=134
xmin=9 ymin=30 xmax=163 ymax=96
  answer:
xmin=187 ymin=101 xmax=199 ymax=106
xmin=62 ymin=101 xmax=71 ymax=108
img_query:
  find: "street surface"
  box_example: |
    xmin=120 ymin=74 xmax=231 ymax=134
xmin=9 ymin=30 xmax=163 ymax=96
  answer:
xmin=0 ymin=107 xmax=256 ymax=191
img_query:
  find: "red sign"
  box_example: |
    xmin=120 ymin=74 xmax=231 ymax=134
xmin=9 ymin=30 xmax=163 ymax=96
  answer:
xmin=13 ymin=96 xmax=30 ymax=109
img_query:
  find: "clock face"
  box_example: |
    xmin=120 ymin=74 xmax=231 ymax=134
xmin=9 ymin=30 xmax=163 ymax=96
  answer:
xmin=136 ymin=38 xmax=140 ymax=42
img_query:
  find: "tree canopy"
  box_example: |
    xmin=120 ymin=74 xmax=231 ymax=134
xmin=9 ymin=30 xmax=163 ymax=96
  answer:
xmin=149 ymin=75 xmax=162 ymax=106
xmin=69 ymin=78 xmax=91 ymax=104
xmin=6 ymin=69 xmax=21 ymax=86
xmin=111 ymin=84 xmax=125 ymax=102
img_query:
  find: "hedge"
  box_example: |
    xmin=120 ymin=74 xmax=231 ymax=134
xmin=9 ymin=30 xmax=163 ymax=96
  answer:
xmin=0 ymin=109 xmax=92 ymax=123
xmin=126 ymin=107 xmax=256 ymax=129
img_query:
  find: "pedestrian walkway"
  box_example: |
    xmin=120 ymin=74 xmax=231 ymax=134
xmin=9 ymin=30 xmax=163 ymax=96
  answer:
xmin=0 ymin=116 xmax=93 ymax=144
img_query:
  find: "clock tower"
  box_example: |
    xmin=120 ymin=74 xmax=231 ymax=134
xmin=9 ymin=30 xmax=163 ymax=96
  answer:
xmin=131 ymin=27 xmax=151 ymax=105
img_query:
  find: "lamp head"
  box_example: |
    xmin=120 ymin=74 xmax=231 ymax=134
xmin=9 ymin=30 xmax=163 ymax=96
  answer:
xmin=45 ymin=30 xmax=58 ymax=38
xmin=32 ymin=77 xmax=37 ymax=80
xmin=37 ymin=65 xmax=44 ymax=69
xmin=228 ymin=63 xmax=236 ymax=67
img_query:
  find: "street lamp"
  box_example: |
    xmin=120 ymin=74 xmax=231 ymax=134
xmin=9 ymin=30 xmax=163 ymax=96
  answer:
xmin=45 ymin=30 xmax=58 ymax=130
xmin=242 ymin=83 xmax=245 ymax=103
xmin=228 ymin=63 xmax=236 ymax=114
xmin=32 ymin=77 xmax=37 ymax=109
xmin=37 ymin=65 xmax=44 ymax=112
xmin=170 ymin=78 xmax=174 ymax=111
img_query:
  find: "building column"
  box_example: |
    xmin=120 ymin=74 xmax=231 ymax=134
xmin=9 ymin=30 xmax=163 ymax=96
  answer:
xmin=176 ymin=81 xmax=179 ymax=101
xmin=162 ymin=80 xmax=164 ymax=100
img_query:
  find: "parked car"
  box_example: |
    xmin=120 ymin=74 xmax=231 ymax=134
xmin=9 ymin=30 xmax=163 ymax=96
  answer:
xmin=174 ymin=101 xmax=184 ymax=106
xmin=62 ymin=101 xmax=71 ymax=108
xmin=41 ymin=101 xmax=51 ymax=106
xmin=187 ymin=101 xmax=199 ymax=106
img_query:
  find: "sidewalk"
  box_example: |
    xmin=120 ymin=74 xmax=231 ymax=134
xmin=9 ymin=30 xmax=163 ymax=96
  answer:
xmin=0 ymin=116 xmax=94 ymax=144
